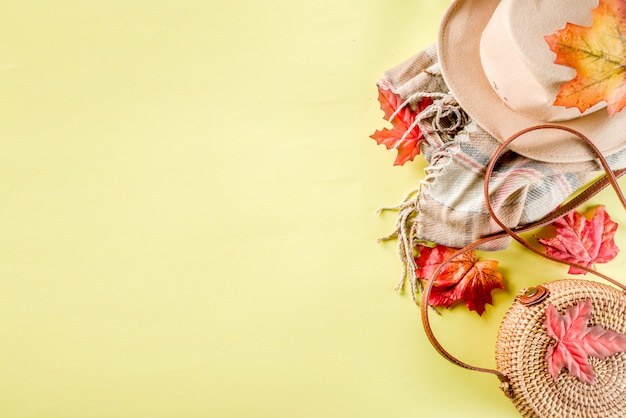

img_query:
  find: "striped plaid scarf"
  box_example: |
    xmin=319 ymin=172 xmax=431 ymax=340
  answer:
xmin=377 ymin=44 xmax=626 ymax=291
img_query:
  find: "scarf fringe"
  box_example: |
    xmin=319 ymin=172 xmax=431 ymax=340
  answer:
xmin=377 ymin=89 xmax=465 ymax=304
xmin=378 ymin=146 xmax=454 ymax=304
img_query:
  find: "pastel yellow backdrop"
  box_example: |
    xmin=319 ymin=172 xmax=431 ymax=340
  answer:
xmin=1 ymin=1 xmax=625 ymax=417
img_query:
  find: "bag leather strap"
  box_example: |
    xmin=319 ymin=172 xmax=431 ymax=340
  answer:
xmin=419 ymin=125 xmax=626 ymax=391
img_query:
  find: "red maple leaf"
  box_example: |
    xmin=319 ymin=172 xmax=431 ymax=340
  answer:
xmin=370 ymin=83 xmax=432 ymax=166
xmin=414 ymin=244 xmax=505 ymax=315
xmin=544 ymin=299 xmax=626 ymax=384
xmin=538 ymin=206 xmax=620 ymax=274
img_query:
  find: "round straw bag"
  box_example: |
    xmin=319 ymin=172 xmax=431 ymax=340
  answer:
xmin=496 ymin=280 xmax=626 ymax=417
xmin=420 ymin=126 xmax=626 ymax=417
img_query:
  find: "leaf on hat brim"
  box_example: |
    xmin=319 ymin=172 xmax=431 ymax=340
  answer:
xmin=537 ymin=205 xmax=620 ymax=275
xmin=544 ymin=0 xmax=626 ymax=116
xmin=370 ymin=83 xmax=432 ymax=166
xmin=544 ymin=299 xmax=626 ymax=384
xmin=414 ymin=244 xmax=505 ymax=315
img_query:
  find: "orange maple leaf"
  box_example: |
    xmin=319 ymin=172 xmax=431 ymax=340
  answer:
xmin=545 ymin=0 xmax=626 ymax=116
xmin=414 ymin=245 xmax=505 ymax=315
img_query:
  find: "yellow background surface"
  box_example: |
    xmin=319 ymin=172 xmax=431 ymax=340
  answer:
xmin=2 ymin=1 xmax=626 ymax=417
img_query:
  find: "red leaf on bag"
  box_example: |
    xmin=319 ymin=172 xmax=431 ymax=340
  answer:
xmin=544 ymin=299 xmax=626 ymax=384
xmin=538 ymin=206 xmax=620 ymax=274
xmin=415 ymin=245 xmax=505 ymax=315
xmin=544 ymin=0 xmax=626 ymax=115
xmin=370 ymin=83 xmax=432 ymax=166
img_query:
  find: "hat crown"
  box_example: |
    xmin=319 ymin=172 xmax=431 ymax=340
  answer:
xmin=479 ymin=0 xmax=603 ymax=122
xmin=437 ymin=0 xmax=626 ymax=162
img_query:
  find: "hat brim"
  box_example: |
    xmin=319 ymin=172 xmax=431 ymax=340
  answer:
xmin=437 ymin=0 xmax=626 ymax=163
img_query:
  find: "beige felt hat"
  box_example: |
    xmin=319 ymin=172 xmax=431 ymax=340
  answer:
xmin=438 ymin=0 xmax=626 ymax=163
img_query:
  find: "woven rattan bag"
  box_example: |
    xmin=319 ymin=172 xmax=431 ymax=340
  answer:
xmin=421 ymin=126 xmax=626 ymax=417
xmin=496 ymin=279 xmax=626 ymax=417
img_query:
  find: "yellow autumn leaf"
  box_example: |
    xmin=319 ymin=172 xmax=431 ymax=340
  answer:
xmin=545 ymin=0 xmax=626 ymax=116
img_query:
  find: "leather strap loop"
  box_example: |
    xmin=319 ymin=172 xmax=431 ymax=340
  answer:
xmin=485 ymin=126 xmax=626 ymax=290
xmin=420 ymin=125 xmax=626 ymax=382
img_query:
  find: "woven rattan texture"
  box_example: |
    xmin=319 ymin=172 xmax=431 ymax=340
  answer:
xmin=496 ymin=280 xmax=626 ymax=417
